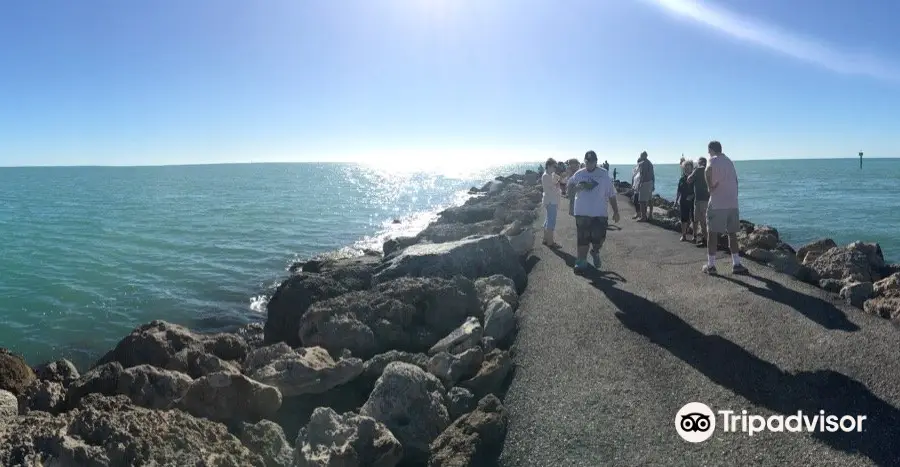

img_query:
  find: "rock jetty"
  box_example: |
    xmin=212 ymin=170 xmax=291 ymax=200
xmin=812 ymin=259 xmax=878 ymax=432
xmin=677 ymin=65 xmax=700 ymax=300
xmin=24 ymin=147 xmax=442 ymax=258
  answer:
xmin=0 ymin=171 xmax=542 ymax=467
xmin=616 ymin=181 xmax=900 ymax=321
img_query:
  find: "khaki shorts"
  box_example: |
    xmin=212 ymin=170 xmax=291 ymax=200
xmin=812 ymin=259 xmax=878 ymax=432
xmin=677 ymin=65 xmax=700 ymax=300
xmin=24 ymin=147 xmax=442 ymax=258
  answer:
xmin=694 ymin=199 xmax=708 ymax=221
xmin=638 ymin=181 xmax=654 ymax=202
xmin=707 ymin=208 xmax=740 ymax=234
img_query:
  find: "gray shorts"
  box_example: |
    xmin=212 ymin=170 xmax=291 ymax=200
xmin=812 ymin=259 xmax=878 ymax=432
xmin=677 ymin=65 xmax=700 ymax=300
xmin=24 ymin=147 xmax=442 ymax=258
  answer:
xmin=638 ymin=181 xmax=654 ymax=202
xmin=694 ymin=199 xmax=709 ymax=221
xmin=707 ymin=208 xmax=740 ymax=234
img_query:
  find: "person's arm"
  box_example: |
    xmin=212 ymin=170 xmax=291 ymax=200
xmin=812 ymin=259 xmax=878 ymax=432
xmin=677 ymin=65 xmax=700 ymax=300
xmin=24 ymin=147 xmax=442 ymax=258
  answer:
xmin=608 ymin=183 xmax=620 ymax=222
xmin=705 ymin=164 xmax=716 ymax=191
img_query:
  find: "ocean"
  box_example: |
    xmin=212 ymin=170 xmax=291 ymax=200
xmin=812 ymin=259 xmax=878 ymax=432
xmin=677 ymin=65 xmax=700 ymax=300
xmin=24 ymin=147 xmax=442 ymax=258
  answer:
xmin=1 ymin=158 xmax=897 ymax=368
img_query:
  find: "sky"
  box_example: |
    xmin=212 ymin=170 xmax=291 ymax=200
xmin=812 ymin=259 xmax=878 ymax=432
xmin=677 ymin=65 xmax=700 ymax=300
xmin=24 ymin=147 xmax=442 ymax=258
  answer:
xmin=2 ymin=0 xmax=900 ymax=167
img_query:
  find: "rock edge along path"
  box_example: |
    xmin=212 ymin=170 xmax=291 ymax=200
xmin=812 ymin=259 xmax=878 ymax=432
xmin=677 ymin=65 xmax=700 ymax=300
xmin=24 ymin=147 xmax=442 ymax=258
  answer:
xmin=499 ymin=194 xmax=900 ymax=466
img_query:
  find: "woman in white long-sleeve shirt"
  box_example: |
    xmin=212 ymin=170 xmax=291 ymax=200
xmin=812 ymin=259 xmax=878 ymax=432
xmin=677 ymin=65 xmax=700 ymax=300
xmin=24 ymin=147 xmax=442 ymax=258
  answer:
xmin=540 ymin=158 xmax=561 ymax=247
xmin=631 ymin=162 xmax=642 ymax=219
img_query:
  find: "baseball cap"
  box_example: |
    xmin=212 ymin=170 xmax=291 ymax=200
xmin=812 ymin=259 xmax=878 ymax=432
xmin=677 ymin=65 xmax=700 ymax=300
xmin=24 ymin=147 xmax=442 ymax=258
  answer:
xmin=584 ymin=150 xmax=598 ymax=162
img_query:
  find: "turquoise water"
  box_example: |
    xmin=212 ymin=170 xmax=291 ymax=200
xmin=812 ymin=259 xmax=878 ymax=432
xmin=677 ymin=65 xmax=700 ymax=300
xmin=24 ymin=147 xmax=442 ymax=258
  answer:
xmin=1 ymin=159 xmax=897 ymax=368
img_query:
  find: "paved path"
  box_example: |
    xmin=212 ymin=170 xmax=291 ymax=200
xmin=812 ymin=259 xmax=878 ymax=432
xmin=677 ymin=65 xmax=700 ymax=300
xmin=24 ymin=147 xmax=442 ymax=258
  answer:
xmin=498 ymin=195 xmax=900 ymax=466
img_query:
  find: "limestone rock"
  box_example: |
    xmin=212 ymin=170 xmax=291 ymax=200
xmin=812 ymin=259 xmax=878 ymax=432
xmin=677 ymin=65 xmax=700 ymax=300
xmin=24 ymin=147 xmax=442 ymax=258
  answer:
xmin=459 ymin=349 xmax=513 ymax=399
xmin=66 ymin=361 xmax=125 ymax=409
xmin=0 ymin=348 xmax=36 ymax=396
xmin=19 ymin=380 xmax=67 ymax=414
xmin=360 ymin=351 xmax=430 ymax=389
xmin=360 ymin=362 xmax=449 ymax=465
xmin=863 ymin=297 xmax=900 ymax=321
xmin=246 ymin=344 xmax=363 ymax=397
xmin=299 ymin=276 xmax=481 ymax=359
xmin=166 ymin=348 xmax=242 ymax=378
xmin=295 ymin=407 xmax=403 ymax=467
xmin=427 ymin=348 xmax=484 ymax=388
xmin=446 ymin=387 xmax=477 ymax=421
xmin=483 ymin=297 xmax=516 ymax=343
xmin=745 ymin=248 xmax=775 ymax=263
xmin=874 ymin=273 xmax=900 ymax=298
xmin=33 ymin=359 xmax=80 ymax=386
xmin=819 ymin=279 xmax=844 ymax=293
xmin=373 ymin=235 xmax=527 ymax=293
xmin=429 ymin=317 xmax=483 ymax=356
xmin=474 ymin=275 xmax=519 ymax=311
xmin=848 ymin=241 xmax=885 ymax=271
xmin=839 ymin=282 xmax=874 ymax=308
xmin=117 ymin=364 xmax=193 ymax=410
xmin=0 ymin=389 xmax=17 ymax=419
xmin=797 ymin=238 xmax=837 ymax=265
xmin=239 ymin=420 xmax=294 ymax=467
xmin=264 ymin=274 xmax=351 ymax=347
xmin=428 ymin=395 xmax=509 ymax=467
xmin=179 ymin=371 xmax=282 ymax=423
xmin=739 ymin=226 xmax=779 ymax=252
xmin=809 ymin=247 xmax=872 ymax=283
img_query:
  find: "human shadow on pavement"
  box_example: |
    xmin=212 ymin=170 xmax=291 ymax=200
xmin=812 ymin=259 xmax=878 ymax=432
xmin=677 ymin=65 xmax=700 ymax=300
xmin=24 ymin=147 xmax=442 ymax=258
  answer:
xmin=715 ymin=273 xmax=859 ymax=332
xmin=604 ymin=283 xmax=900 ymax=465
xmin=548 ymin=248 xmax=626 ymax=284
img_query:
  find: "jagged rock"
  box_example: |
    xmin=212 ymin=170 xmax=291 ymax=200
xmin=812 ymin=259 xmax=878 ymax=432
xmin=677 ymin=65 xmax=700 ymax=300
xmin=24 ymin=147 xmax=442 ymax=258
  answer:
xmin=360 ymin=351 xmax=430 ymax=388
xmin=373 ymin=235 xmax=527 ymax=293
xmin=502 ymin=221 xmax=535 ymax=257
xmin=295 ymin=407 xmax=404 ymax=467
xmin=863 ymin=297 xmax=900 ymax=321
xmin=244 ymin=342 xmax=295 ymax=371
xmin=383 ymin=236 xmax=419 ymax=257
xmin=179 ymin=372 xmax=282 ymax=423
xmin=239 ymin=420 xmax=294 ymax=467
xmin=299 ymin=277 xmax=481 ymax=359
xmin=874 ymin=273 xmax=900 ymax=298
xmin=33 ymin=359 xmax=80 ymax=386
xmin=474 ymin=275 xmax=519 ymax=311
xmin=480 ymin=337 xmax=497 ymax=353
xmin=436 ymin=205 xmax=495 ymax=225
xmin=459 ymin=349 xmax=513 ymax=399
xmin=428 ymin=395 xmax=510 ymax=467
xmin=745 ymin=248 xmax=775 ymax=263
xmin=66 ymin=361 xmax=125 ymax=409
xmin=809 ymin=247 xmax=872 ymax=283
xmin=429 ymin=317 xmax=483 ymax=356
xmin=117 ymin=364 xmax=193 ymax=410
xmin=739 ymin=226 xmax=779 ymax=252
xmin=819 ymin=279 xmax=844 ymax=293
xmin=360 ymin=363 xmax=449 ymax=465
xmin=0 ymin=348 xmax=36 ymax=396
xmin=848 ymin=241 xmax=885 ymax=271
xmin=447 ymin=387 xmax=477 ymax=421
xmin=237 ymin=322 xmax=266 ymax=349
xmin=483 ymin=297 xmax=516 ymax=343
xmin=839 ymin=282 xmax=874 ymax=308
xmin=166 ymin=348 xmax=242 ymax=379
xmin=265 ymin=274 xmax=351 ymax=347
xmin=0 ymin=394 xmax=266 ymax=466
xmin=19 ymin=380 xmax=66 ymax=414
xmin=427 ymin=348 xmax=484 ymax=388
xmin=246 ymin=345 xmax=363 ymax=397
xmin=94 ymin=320 xmax=249 ymax=370
xmin=797 ymin=239 xmax=838 ymax=265
xmin=416 ymin=221 xmax=504 ymax=244
xmin=0 ymin=389 xmax=17 ymax=418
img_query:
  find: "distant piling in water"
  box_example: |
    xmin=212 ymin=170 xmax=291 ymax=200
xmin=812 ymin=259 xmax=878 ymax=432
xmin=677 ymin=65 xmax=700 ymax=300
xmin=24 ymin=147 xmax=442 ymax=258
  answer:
xmin=860 ymin=151 xmax=864 ymax=169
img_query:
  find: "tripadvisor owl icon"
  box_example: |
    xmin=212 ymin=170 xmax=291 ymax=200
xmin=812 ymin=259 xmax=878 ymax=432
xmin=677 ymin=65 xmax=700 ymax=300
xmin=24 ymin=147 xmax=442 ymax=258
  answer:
xmin=676 ymin=402 xmax=716 ymax=442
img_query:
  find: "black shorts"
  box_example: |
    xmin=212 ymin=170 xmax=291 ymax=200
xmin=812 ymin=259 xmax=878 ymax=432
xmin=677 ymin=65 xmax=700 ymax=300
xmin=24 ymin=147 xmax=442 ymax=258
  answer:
xmin=680 ymin=199 xmax=694 ymax=223
xmin=575 ymin=216 xmax=608 ymax=247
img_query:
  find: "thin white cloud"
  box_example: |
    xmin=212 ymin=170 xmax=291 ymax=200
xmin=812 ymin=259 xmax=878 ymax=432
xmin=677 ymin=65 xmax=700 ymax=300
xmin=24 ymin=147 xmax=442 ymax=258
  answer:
xmin=643 ymin=0 xmax=900 ymax=81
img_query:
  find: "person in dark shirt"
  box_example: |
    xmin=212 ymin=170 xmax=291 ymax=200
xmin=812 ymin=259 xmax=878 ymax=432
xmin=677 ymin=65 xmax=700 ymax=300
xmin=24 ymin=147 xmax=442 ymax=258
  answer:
xmin=675 ymin=160 xmax=696 ymax=241
xmin=687 ymin=157 xmax=710 ymax=246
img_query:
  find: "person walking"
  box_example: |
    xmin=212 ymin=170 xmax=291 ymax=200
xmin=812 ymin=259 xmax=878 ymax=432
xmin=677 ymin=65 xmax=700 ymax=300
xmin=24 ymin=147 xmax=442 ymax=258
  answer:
xmin=631 ymin=158 xmax=641 ymax=219
xmin=566 ymin=150 xmax=620 ymax=274
xmin=636 ymin=151 xmax=655 ymax=222
xmin=687 ymin=156 xmax=709 ymax=247
xmin=675 ymin=159 xmax=695 ymax=242
xmin=541 ymin=158 xmax=561 ymax=247
xmin=702 ymin=141 xmax=747 ymax=274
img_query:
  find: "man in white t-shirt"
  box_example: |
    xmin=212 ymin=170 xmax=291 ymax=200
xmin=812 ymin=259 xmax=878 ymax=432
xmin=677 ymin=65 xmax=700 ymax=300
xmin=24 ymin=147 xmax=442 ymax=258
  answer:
xmin=566 ymin=150 xmax=620 ymax=273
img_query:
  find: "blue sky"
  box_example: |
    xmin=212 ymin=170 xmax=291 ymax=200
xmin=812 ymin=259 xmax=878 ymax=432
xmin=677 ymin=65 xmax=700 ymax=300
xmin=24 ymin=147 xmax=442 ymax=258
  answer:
xmin=1 ymin=0 xmax=899 ymax=167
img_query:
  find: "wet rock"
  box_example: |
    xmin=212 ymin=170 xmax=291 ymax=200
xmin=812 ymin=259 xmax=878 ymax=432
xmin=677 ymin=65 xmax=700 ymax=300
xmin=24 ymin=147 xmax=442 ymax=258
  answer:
xmin=360 ymin=363 xmax=449 ymax=465
xmin=265 ymin=274 xmax=351 ymax=347
xmin=0 ymin=348 xmax=36 ymax=396
xmin=66 ymin=361 xmax=125 ymax=409
xmin=797 ymin=238 xmax=838 ymax=265
xmin=809 ymin=247 xmax=872 ymax=283
xmin=480 ymin=337 xmax=497 ymax=353
xmin=95 ymin=320 xmax=249 ymax=370
xmin=459 ymin=349 xmax=513 ymax=399
xmin=427 ymin=348 xmax=484 ymax=388
xmin=874 ymin=272 xmax=900 ymax=298
xmin=19 ymin=380 xmax=67 ymax=414
xmin=33 ymin=359 xmax=80 ymax=387
xmin=474 ymin=275 xmax=519 ymax=311
xmin=0 ymin=394 xmax=265 ymax=466
xmin=429 ymin=317 xmax=484 ymax=356
xmin=446 ymin=387 xmax=476 ymax=421
xmin=428 ymin=394 xmax=509 ymax=467
xmin=246 ymin=344 xmax=363 ymax=397
xmin=239 ymin=420 xmax=294 ymax=467
xmin=117 ymin=364 xmax=193 ymax=410
xmin=299 ymin=277 xmax=481 ymax=359
xmin=0 ymin=389 xmax=17 ymax=418
xmin=373 ymin=235 xmax=527 ymax=293
xmin=179 ymin=372 xmax=282 ymax=423
xmin=483 ymin=297 xmax=516 ymax=343
xmin=839 ymin=282 xmax=874 ymax=308
xmin=295 ymin=407 xmax=404 ymax=467
xmin=863 ymin=297 xmax=900 ymax=321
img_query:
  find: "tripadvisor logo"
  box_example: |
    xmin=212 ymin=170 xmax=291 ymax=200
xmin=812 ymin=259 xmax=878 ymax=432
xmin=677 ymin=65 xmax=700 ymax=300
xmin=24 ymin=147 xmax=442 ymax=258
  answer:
xmin=675 ymin=402 xmax=867 ymax=443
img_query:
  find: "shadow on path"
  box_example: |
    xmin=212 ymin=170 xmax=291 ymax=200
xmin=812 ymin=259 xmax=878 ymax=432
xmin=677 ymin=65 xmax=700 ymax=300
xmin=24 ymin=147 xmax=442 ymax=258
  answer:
xmin=599 ymin=282 xmax=900 ymax=465
xmin=716 ymin=273 xmax=859 ymax=332
xmin=548 ymin=247 xmax=627 ymax=284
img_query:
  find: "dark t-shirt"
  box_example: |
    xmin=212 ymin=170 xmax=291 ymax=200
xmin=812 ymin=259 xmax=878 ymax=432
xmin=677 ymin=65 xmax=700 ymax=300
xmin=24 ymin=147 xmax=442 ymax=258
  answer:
xmin=678 ymin=176 xmax=694 ymax=201
xmin=689 ymin=167 xmax=709 ymax=201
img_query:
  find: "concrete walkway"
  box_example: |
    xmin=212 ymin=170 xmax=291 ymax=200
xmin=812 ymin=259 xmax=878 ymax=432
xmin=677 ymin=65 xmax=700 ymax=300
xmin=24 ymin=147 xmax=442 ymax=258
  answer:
xmin=499 ymin=195 xmax=900 ymax=466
